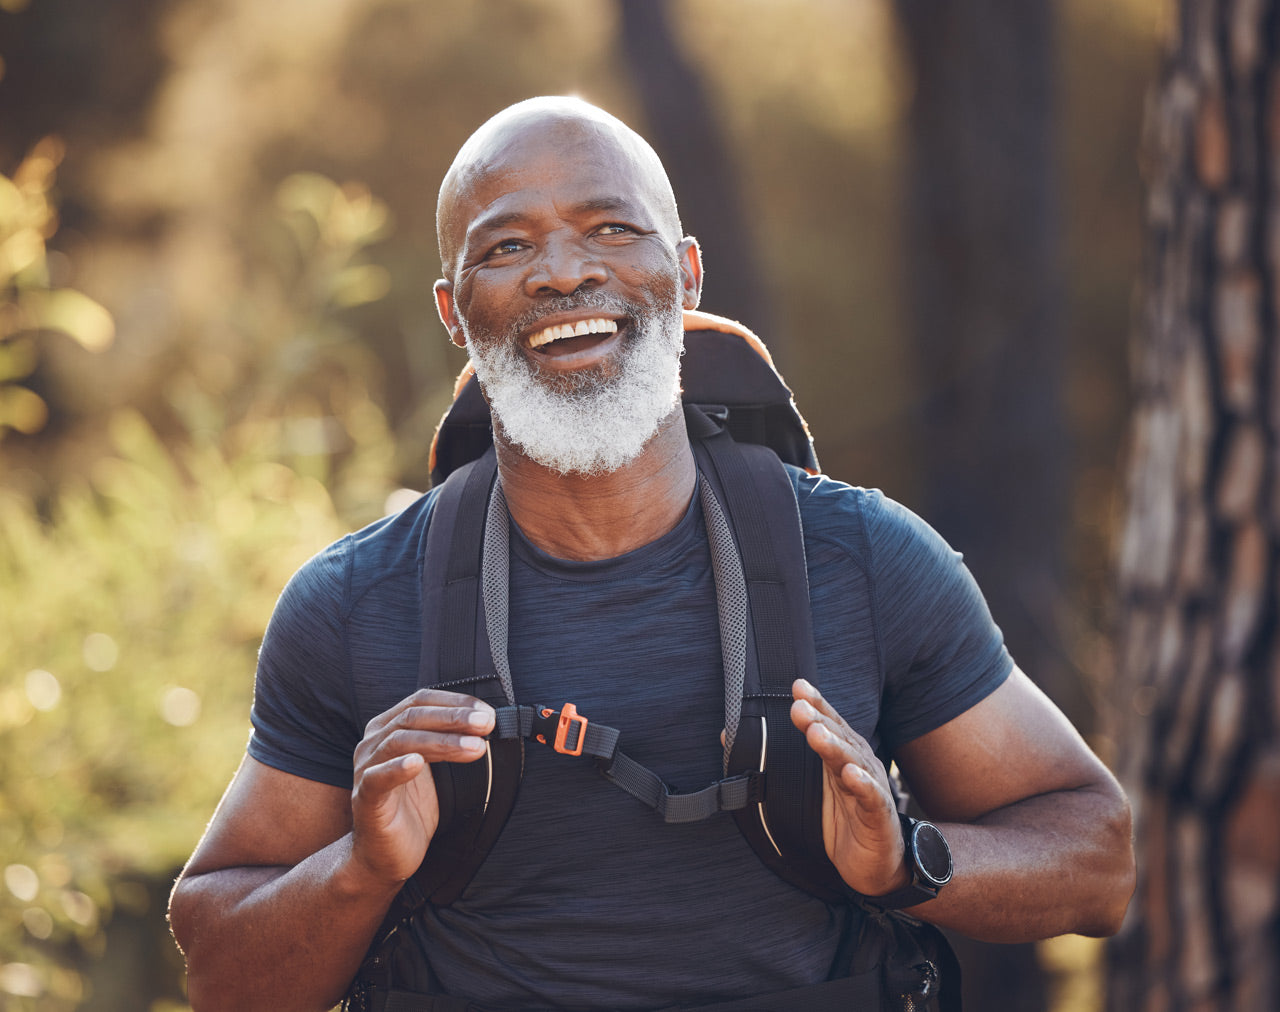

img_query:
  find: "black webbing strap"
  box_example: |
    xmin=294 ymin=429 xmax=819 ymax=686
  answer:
xmin=418 ymin=448 xmax=502 ymax=697
xmin=686 ymin=403 xmax=846 ymax=902
xmin=364 ymin=452 xmax=495 ymax=950
xmin=489 ymin=703 xmax=762 ymax=823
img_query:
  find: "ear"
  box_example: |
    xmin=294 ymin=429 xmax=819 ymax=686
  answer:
xmin=677 ymin=238 xmax=703 ymax=310
xmin=434 ymin=279 xmax=467 ymax=348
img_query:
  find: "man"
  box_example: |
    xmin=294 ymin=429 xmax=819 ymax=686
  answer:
xmin=168 ymin=97 xmax=1134 ymax=1011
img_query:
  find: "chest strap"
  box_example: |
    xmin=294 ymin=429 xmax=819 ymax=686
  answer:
xmin=489 ymin=702 xmax=761 ymax=823
xmin=473 ymin=462 xmax=763 ymax=824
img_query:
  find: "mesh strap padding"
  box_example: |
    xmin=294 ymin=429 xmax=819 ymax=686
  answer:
xmin=481 ymin=480 xmax=515 ymax=706
xmin=700 ymin=477 xmax=748 ymax=772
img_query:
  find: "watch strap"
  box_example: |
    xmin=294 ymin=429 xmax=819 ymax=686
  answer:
xmin=863 ymin=814 xmax=948 ymax=911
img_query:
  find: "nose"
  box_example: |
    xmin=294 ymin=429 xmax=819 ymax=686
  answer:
xmin=524 ymin=233 xmax=608 ymax=297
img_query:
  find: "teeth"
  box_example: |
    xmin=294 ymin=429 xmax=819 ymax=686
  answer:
xmin=528 ymin=318 xmax=618 ymax=349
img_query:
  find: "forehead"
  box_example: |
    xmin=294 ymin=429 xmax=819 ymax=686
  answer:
xmin=444 ymin=118 xmax=677 ymax=254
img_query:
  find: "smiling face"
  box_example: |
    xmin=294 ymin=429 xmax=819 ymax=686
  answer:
xmin=434 ymin=99 xmax=702 ymax=476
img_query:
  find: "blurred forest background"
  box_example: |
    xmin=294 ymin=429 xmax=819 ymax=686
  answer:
xmin=0 ymin=0 xmax=1167 ymax=1009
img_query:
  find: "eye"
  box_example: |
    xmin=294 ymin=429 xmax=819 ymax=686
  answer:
xmin=595 ymin=223 xmax=634 ymax=237
xmin=488 ymin=238 xmax=525 ymax=258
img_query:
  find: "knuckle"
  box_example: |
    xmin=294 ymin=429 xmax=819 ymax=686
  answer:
xmin=384 ymin=727 xmax=415 ymax=752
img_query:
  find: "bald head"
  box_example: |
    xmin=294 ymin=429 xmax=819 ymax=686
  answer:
xmin=436 ymin=97 xmax=683 ymax=277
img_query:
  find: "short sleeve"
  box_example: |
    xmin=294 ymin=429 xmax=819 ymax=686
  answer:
xmin=247 ymin=536 xmax=360 ymax=788
xmin=866 ymin=493 xmax=1013 ymax=752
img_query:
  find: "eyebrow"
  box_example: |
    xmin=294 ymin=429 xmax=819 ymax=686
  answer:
xmin=468 ymin=196 xmax=645 ymax=238
xmin=468 ymin=210 xmax=525 ymax=236
xmin=573 ymin=196 xmax=641 ymax=217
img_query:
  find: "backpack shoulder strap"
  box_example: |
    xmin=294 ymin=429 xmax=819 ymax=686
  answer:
xmin=685 ymin=403 xmax=856 ymax=903
xmin=388 ymin=408 xmax=852 ymax=918
xmin=415 ymin=449 xmax=524 ymax=909
xmin=360 ymin=449 xmax=524 ymax=967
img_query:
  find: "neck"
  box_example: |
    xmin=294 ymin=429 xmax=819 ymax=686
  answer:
xmin=495 ymin=408 xmax=696 ymax=561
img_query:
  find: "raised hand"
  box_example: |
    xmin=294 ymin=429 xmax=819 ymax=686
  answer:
xmin=349 ymin=689 xmax=495 ymax=886
xmin=789 ymin=678 xmax=909 ymax=897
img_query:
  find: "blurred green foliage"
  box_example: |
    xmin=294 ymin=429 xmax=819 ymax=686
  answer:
xmin=0 ymin=413 xmax=343 ymax=1009
xmin=0 ymin=169 xmax=400 ymax=1010
xmin=0 ymin=139 xmax=113 ymax=439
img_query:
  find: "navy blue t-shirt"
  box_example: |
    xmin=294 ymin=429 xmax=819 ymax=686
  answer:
xmin=248 ymin=469 xmax=1011 ymax=1009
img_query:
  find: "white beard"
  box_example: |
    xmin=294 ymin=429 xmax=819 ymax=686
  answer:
xmin=463 ymin=293 xmax=684 ymax=477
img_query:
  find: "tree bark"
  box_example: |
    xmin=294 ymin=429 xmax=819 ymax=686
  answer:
xmin=894 ymin=2 xmax=1065 ymax=1008
xmin=1108 ymin=1 xmax=1280 ymax=1008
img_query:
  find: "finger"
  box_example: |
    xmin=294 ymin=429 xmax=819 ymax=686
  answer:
xmin=800 ymin=720 xmax=884 ymax=799
xmin=363 ymin=701 xmax=494 ymax=761
xmin=357 ymin=751 xmax=429 ymax=799
xmin=790 ymin=696 xmax=857 ymax=745
xmin=801 ymin=719 xmax=860 ymax=773
xmin=364 ymin=689 xmax=491 ymax=735
xmin=792 ymin=679 xmax=850 ymax=729
xmin=371 ymin=728 xmax=489 ymax=766
xmin=396 ymin=702 xmax=495 ymax=735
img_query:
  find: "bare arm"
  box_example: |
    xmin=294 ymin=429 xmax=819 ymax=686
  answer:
xmin=168 ymin=690 xmax=494 ymax=1012
xmin=791 ymin=667 xmax=1135 ymax=942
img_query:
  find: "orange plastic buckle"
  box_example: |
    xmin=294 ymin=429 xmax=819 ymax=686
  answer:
xmin=538 ymin=703 xmax=587 ymax=756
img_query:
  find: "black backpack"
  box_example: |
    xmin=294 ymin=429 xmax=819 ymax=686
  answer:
xmin=344 ymin=311 xmax=960 ymax=1012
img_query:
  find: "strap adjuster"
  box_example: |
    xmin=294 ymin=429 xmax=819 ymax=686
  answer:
xmin=534 ymin=703 xmax=588 ymax=756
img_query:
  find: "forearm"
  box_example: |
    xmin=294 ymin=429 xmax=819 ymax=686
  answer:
xmin=906 ymin=784 xmax=1135 ymax=942
xmin=170 ymin=833 xmax=402 ymax=1012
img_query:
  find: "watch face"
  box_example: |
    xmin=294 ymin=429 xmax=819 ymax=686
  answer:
xmin=912 ymin=822 xmax=954 ymax=887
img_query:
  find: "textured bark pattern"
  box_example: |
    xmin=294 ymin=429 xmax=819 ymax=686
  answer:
xmin=1108 ymin=2 xmax=1280 ymax=1008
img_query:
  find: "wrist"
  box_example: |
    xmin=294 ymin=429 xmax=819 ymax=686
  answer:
xmin=333 ymin=835 xmax=410 ymax=904
xmin=878 ymin=856 xmax=913 ymax=896
xmin=862 ymin=814 xmax=954 ymax=910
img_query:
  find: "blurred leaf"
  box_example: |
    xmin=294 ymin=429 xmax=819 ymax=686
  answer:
xmin=330 ymin=263 xmax=391 ymax=308
xmin=19 ymin=289 xmax=115 ymax=352
xmin=0 ymin=336 xmax=38 ymax=383
xmin=0 ymin=384 xmax=48 ymax=433
xmin=12 ymin=137 xmax=66 ymax=194
xmin=329 ymin=182 xmax=392 ymax=247
xmin=274 ymin=171 xmax=342 ymax=223
xmin=275 ymin=173 xmax=392 ymax=250
xmin=0 ymin=172 xmax=30 ymax=234
xmin=0 ymin=227 xmax=44 ymax=285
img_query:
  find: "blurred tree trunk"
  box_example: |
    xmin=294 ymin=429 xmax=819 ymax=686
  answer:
xmin=894 ymin=2 xmax=1064 ymax=1009
xmin=617 ymin=0 xmax=778 ymax=354
xmin=1107 ymin=1 xmax=1280 ymax=1008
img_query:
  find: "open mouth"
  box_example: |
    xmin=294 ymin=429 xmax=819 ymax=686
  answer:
xmin=526 ymin=316 xmax=622 ymax=358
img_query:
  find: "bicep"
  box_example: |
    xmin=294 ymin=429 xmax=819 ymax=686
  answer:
xmin=182 ymin=755 xmax=353 ymax=877
xmin=895 ymin=666 xmax=1116 ymax=823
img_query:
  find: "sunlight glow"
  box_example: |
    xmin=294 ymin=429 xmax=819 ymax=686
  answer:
xmin=24 ymin=670 xmax=61 ymax=712
xmin=160 ymin=686 xmax=202 ymax=727
xmin=82 ymin=633 xmax=119 ymax=673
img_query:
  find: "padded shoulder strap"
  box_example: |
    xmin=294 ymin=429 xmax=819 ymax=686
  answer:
xmin=364 ymin=449 xmax=524 ymax=965
xmin=418 ymin=449 xmax=523 ymax=910
xmin=419 ymin=449 xmax=503 ymax=698
xmin=686 ymin=404 xmax=854 ymax=903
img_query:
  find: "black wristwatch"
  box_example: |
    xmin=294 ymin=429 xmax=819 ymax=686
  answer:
xmin=868 ymin=813 xmax=953 ymax=910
